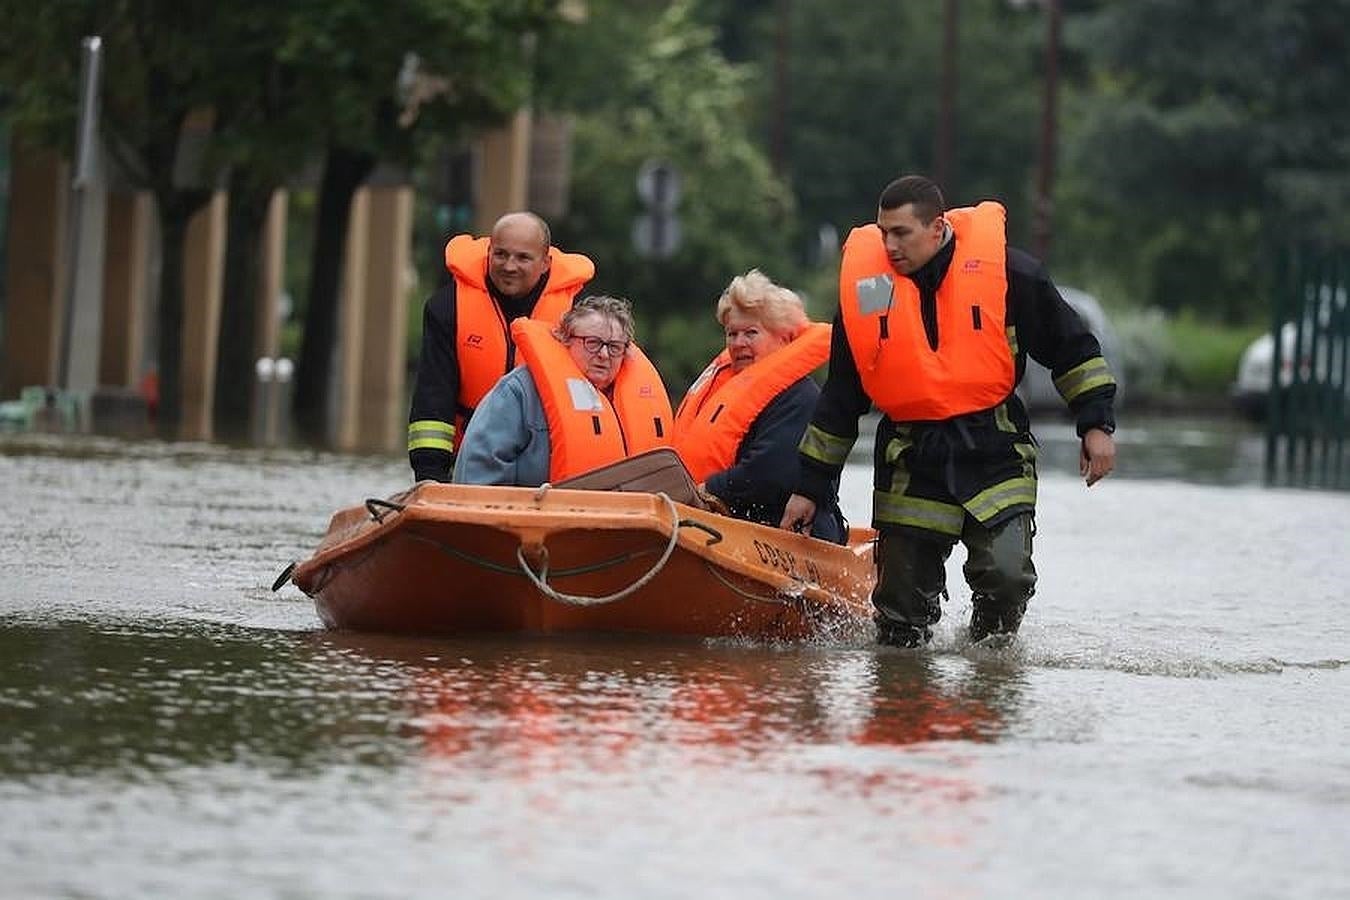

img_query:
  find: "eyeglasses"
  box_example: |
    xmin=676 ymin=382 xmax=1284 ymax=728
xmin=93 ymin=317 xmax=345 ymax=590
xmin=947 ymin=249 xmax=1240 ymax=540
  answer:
xmin=569 ymin=335 xmax=630 ymax=357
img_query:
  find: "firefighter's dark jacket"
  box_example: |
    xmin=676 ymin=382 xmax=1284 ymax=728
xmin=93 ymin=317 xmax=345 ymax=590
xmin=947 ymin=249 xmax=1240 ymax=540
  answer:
xmin=796 ymin=235 xmax=1117 ymax=517
xmin=407 ymin=275 xmax=549 ymax=483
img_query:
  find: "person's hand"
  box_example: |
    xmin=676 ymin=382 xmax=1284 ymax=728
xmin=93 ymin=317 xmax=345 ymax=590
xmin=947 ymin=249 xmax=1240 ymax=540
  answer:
xmin=1080 ymin=428 xmax=1116 ymax=486
xmin=779 ymin=493 xmax=817 ymax=533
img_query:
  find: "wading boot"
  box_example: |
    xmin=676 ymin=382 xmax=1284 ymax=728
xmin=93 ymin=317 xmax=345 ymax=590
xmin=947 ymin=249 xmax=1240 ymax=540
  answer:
xmin=874 ymin=614 xmax=932 ymax=648
xmin=870 ymin=531 xmax=944 ymax=649
xmin=968 ymin=593 xmax=1026 ymax=643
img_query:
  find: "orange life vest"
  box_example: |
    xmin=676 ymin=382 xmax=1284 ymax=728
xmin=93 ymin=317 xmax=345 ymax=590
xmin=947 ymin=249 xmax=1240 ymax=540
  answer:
xmin=510 ymin=318 xmax=674 ymax=482
xmin=673 ymin=322 xmax=832 ymax=483
xmin=839 ymin=202 xmax=1014 ymax=421
xmin=446 ymin=234 xmax=595 ymax=446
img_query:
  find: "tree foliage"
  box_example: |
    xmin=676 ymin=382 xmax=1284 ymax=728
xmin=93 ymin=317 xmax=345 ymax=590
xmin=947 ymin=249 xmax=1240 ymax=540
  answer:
xmin=1056 ymin=0 xmax=1350 ymax=321
xmin=536 ymin=0 xmax=799 ymax=388
xmin=0 ymin=0 xmax=557 ymax=432
xmin=734 ymin=0 xmax=1044 ymax=245
xmin=4 ymin=0 xmax=1350 ymax=425
xmin=277 ymin=0 xmax=555 ymax=439
xmin=0 ymin=2 xmax=294 ymax=428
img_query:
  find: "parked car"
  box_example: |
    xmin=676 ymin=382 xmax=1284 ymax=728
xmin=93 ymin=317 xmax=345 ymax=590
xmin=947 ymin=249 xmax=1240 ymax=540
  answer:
xmin=1017 ymin=286 xmax=1125 ymax=412
xmin=1231 ymin=285 xmax=1347 ymax=422
xmin=1231 ymin=328 xmax=1283 ymax=420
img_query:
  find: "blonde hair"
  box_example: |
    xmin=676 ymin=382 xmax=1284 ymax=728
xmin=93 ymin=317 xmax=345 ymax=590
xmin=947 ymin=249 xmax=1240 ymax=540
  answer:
xmin=715 ymin=269 xmax=809 ymax=339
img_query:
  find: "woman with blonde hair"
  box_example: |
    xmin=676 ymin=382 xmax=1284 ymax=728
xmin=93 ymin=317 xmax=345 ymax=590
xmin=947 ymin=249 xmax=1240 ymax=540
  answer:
xmin=673 ymin=270 xmax=845 ymax=542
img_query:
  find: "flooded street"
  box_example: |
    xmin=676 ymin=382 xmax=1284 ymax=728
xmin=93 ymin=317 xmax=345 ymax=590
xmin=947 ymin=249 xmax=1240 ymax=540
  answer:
xmin=1 ymin=420 xmax=1347 ymax=899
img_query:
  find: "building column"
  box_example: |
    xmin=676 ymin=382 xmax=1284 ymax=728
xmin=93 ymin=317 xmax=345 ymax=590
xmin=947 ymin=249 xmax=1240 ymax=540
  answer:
xmin=255 ymin=188 xmax=288 ymax=361
xmin=334 ymin=187 xmax=371 ymax=451
xmin=527 ymin=113 xmax=575 ymax=220
xmin=474 ymin=108 xmax=532 ymax=234
xmin=356 ymin=183 xmax=414 ymax=453
xmin=179 ymin=190 xmax=228 ymax=442
xmin=1 ymin=141 xmax=68 ymax=398
xmin=99 ymin=190 xmax=153 ymax=387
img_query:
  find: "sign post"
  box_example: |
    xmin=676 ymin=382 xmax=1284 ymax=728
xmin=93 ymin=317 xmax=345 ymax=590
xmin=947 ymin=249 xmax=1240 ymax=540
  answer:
xmin=631 ymin=159 xmax=682 ymax=260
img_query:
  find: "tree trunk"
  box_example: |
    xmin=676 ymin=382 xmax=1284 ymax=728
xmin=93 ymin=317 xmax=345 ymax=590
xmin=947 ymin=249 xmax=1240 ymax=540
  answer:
xmin=155 ymin=214 xmax=187 ymax=434
xmin=151 ymin=189 xmax=214 ymax=437
xmin=291 ymin=145 xmax=376 ymax=442
xmin=213 ymin=178 xmax=274 ymax=441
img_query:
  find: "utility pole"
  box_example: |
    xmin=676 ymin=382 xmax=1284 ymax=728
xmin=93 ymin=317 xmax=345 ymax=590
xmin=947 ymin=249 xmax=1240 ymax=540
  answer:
xmin=59 ymin=35 xmax=108 ymax=400
xmin=1033 ymin=0 xmax=1061 ymax=262
xmin=934 ymin=0 xmax=959 ymax=192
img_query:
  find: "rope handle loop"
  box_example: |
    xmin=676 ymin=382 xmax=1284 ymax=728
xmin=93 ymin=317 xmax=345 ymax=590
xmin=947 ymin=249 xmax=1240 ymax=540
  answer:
xmin=515 ymin=492 xmax=682 ymax=607
xmin=365 ymin=497 xmax=407 ymax=523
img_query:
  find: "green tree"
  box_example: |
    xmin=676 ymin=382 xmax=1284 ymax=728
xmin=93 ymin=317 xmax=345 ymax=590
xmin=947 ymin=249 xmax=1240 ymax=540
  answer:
xmin=0 ymin=2 xmax=284 ymax=430
xmin=536 ymin=0 xmax=799 ymax=389
xmin=0 ymin=0 xmax=557 ymax=436
xmin=277 ymin=0 xmax=556 ymax=441
xmin=210 ymin=14 xmax=321 ymax=438
xmin=1056 ymin=0 xmax=1350 ymax=321
xmin=737 ymin=0 xmax=1043 ymax=246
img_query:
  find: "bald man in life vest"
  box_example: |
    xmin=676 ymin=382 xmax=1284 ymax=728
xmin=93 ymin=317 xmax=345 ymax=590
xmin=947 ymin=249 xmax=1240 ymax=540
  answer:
xmin=407 ymin=212 xmax=595 ymax=483
xmin=781 ymin=175 xmax=1117 ymax=647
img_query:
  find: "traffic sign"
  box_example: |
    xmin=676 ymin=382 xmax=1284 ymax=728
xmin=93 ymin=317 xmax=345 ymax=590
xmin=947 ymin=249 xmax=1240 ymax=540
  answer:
xmin=632 ymin=213 xmax=682 ymax=260
xmin=636 ymin=160 xmax=682 ymax=212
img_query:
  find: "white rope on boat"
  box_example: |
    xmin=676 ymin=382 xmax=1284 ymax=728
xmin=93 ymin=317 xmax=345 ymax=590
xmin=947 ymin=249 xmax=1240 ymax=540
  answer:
xmin=515 ymin=492 xmax=683 ymax=607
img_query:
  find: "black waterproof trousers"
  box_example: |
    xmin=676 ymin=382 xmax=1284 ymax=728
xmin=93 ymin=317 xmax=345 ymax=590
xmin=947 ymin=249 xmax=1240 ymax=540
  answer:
xmin=872 ymin=512 xmax=1036 ymax=645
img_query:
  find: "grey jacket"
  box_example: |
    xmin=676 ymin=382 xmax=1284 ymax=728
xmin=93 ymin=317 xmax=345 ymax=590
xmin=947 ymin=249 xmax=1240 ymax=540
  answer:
xmin=453 ymin=367 xmax=552 ymax=486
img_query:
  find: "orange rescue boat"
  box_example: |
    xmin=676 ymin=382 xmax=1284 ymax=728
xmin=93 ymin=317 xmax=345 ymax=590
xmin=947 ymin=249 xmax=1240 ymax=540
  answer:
xmin=283 ymin=475 xmax=877 ymax=642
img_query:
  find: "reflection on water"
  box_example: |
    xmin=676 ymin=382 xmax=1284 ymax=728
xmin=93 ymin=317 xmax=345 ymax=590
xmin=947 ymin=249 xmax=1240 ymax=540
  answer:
xmin=1 ymin=621 xmax=1028 ymax=784
xmin=852 ymin=412 xmax=1273 ymax=486
xmin=381 ymin=634 xmax=1023 ymax=773
xmin=0 ymin=620 xmax=416 ymax=778
xmin=1036 ymin=414 xmax=1270 ymax=485
xmin=2 ymin=618 xmax=1041 ymax=897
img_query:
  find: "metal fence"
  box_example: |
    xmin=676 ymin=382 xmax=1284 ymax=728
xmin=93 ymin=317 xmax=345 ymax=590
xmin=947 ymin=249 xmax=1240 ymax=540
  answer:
xmin=1265 ymin=245 xmax=1349 ymax=489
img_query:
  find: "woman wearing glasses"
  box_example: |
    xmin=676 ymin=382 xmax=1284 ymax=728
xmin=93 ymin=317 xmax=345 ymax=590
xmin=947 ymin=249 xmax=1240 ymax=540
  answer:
xmin=454 ymin=294 xmax=673 ymax=486
xmin=673 ymin=270 xmax=846 ymax=543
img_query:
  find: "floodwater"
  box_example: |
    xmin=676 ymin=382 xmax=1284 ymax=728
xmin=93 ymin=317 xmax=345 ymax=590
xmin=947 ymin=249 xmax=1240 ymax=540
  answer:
xmin=1 ymin=418 xmax=1347 ymax=899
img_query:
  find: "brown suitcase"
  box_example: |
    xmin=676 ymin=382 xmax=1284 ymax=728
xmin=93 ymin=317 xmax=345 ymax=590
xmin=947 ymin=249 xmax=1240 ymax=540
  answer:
xmin=555 ymin=447 xmax=708 ymax=509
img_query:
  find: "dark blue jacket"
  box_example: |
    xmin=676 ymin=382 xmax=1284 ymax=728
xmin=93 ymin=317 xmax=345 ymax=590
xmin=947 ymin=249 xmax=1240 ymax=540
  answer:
xmin=705 ymin=376 xmax=846 ymax=543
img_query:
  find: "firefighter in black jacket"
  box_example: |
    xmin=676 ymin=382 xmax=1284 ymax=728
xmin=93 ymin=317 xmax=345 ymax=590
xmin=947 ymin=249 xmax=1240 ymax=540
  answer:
xmin=781 ymin=175 xmax=1117 ymax=646
xmin=407 ymin=212 xmax=594 ymax=483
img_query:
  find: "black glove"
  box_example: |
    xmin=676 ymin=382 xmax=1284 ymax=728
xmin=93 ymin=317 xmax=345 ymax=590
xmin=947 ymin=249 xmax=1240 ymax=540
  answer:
xmin=411 ymin=447 xmax=455 ymax=483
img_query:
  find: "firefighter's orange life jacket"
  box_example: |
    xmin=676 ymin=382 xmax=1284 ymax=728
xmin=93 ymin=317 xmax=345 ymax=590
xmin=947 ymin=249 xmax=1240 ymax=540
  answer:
xmin=447 ymin=234 xmax=594 ymax=446
xmin=839 ymin=202 xmax=1014 ymax=421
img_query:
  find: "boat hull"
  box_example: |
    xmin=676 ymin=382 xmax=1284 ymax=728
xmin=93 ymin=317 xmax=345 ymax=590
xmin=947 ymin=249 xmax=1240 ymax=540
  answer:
xmin=289 ymin=483 xmax=876 ymax=641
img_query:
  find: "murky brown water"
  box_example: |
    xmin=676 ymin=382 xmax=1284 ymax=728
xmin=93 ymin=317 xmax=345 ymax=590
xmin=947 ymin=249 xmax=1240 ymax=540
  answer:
xmin=1 ymin=425 xmax=1347 ymax=898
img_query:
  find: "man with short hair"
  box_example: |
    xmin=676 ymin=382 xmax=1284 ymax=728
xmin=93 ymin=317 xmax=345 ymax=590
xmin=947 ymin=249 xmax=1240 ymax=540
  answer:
xmin=781 ymin=174 xmax=1117 ymax=646
xmin=407 ymin=212 xmax=594 ymax=482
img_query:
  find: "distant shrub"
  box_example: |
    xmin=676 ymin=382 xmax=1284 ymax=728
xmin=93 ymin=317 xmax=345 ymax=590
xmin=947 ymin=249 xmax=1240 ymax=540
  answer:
xmin=1161 ymin=313 xmax=1264 ymax=395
